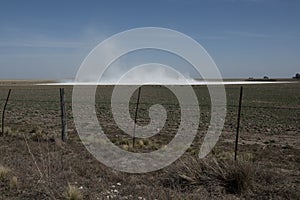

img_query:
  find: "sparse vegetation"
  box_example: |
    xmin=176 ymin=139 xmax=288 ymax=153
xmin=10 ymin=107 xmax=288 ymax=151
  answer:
xmin=0 ymin=165 xmax=11 ymax=182
xmin=9 ymin=176 xmax=18 ymax=189
xmin=64 ymin=184 xmax=83 ymax=200
xmin=293 ymin=73 xmax=300 ymax=79
xmin=0 ymin=83 xmax=299 ymax=199
xmin=218 ymin=157 xmax=255 ymax=194
xmin=162 ymin=155 xmax=256 ymax=195
xmin=3 ymin=127 xmax=13 ymax=135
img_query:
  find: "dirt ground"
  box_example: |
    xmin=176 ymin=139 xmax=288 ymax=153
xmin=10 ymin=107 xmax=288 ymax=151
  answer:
xmin=0 ymin=82 xmax=299 ymax=199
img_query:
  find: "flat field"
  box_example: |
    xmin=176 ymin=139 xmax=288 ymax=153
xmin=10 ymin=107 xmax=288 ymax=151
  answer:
xmin=0 ymin=82 xmax=299 ymax=199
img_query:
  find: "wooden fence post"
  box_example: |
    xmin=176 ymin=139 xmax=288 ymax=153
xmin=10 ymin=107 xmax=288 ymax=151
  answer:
xmin=59 ymin=88 xmax=67 ymax=142
xmin=234 ymin=86 xmax=243 ymax=161
xmin=1 ymin=89 xmax=12 ymax=136
xmin=133 ymin=86 xmax=142 ymax=148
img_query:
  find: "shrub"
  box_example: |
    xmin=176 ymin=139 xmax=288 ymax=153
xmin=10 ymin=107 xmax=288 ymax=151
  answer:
xmin=64 ymin=184 xmax=83 ymax=200
xmin=218 ymin=158 xmax=255 ymax=194
xmin=0 ymin=165 xmax=11 ymax=182
xmin=9 ymin=176 xmax=18 ymax=189
xmin=162 ymin=155 xmax=256 ymax=195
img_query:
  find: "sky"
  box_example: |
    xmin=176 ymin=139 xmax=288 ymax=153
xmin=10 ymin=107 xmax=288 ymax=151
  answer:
xmin=0 ymin=0 xmax=299 ymax=80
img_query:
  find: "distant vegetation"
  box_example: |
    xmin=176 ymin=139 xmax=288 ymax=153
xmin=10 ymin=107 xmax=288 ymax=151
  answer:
xmin=293 ymin=73 xmax=300 ymax=79
xmin=246 ymin=76 xmax=277 ymax=81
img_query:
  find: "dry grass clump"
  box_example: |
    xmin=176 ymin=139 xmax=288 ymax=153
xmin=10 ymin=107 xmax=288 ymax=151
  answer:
xmin=64 ymin=184 xmax=83 ymax=200
xmin=4 ymin=127 xmax=13 ymax=135
xmin=2 ymin=127 xmax=18 ymax=136
xmin=29 ymin=126 xmax=49 ymax=141
xmin=0 ymin=165 xmax=18 ymax=190
xmin=162 ymin=155 xmax=256 ymax=195
xmin=9 ymin=176 xmax=18 ymax=189
xmin=3 ymin=127 xmax=27 ymax=137
xmin=0 ymin=165 xmax=11 ymax=182
xmin=217 ymin=157 xmax=255 ymax=194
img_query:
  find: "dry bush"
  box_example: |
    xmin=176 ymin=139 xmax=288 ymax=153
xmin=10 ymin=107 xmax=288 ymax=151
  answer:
xmin=3 ymin=127 xmax=15 ymax=136
xmin=0 ymin=165 xmax=11 ymax=182
xmin=162 ymin=155 xmax=256 ymax=195
xmin=217 ymin=157 xmax=255 ymax=194
xmin=9 ymin=176 xmax=18 ymax=189
xmin=3 ymin=127 xmax=29 ymax=137
xmin=64 ymin=184 xmax=83 ymax=200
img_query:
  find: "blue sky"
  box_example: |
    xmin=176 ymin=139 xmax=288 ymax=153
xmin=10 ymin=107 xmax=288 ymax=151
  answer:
xmin=0 ymin=0 xmax=299 ymax=79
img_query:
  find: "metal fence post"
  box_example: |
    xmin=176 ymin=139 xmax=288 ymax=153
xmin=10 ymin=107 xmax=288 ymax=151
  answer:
xmin=133 ymin=86 xmax=142 ymax=148
xmin=59 ymin=88 xmax=67 ymax=142
xmin=234 ymin=86 xmax=243 ymax=161
xmin=1 ymin=89 xmax=12 ymax=136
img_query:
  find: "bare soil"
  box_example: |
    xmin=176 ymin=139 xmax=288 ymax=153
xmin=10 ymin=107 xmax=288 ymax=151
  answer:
xmin=0 ymin=82 xmax=299 ymax=199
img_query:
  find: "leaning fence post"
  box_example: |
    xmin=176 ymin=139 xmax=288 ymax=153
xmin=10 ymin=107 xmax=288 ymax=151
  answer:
xmin=1 ymin=89 xmax=12 ymax=136
xmin=59 ymin=88 xmax=67 ymax=142
xmin=234 ymin=86 xmax=243 ymax=161
xmin=133 ymin=86 xmax=142 ymax=148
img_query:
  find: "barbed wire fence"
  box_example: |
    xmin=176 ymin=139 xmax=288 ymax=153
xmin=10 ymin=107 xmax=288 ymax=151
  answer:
xmin=0 ymin=86 xmax=299 ymax=160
